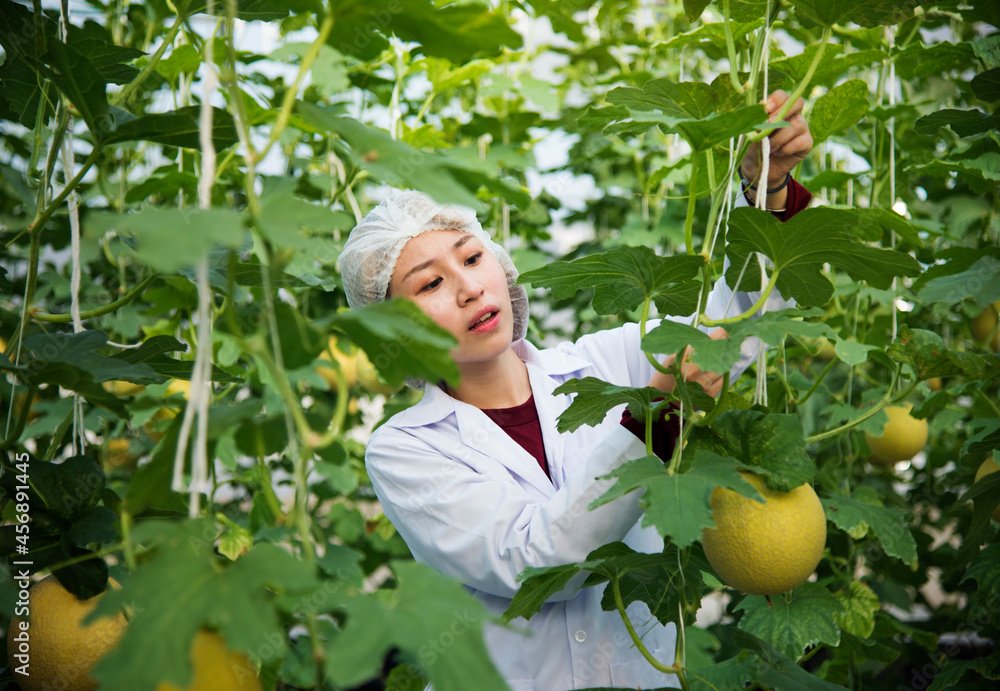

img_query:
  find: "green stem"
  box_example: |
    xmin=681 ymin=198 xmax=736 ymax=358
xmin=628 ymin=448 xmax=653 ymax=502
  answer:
xmin=723 ymin=0 xmax=746 ymax=94
xmin=42 ymin=407 xmax=74 ymax=461
xmin=33 ymin=274 xmax=158 ymax=323
xmin=775 ymin=26 xmax=831 ymax=122
xmin=798 ymin=356 xmax=836 ymax=405
xmin=23 ymin=145 xmax=104 ymax=240
xmin=255 ymin=11 xmax=335 ymax=165
xmin=640 ymin=297 xmax=672 ymax=376
xmin=805 ymin=366 xmax=916 ymax=444
xmin=699 ymin=268 xmax=780 ymax=326
xmin=0 ymin=384 xmax=38 ymax=450
xmin=684 ymin=153 xmax=699 ymax=254
xmin=111 ymin=19 xmax=184 ymax=106
xmin=612 ymin=578 xmax=675 ymax=675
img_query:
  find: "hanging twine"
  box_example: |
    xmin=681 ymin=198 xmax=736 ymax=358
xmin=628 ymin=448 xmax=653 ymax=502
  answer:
xmin=172 ymin=7 xmax=219 ymax=515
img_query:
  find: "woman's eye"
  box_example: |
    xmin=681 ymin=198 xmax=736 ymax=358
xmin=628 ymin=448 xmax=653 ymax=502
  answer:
xmin=466 ymin=252 xmax=482 ymax=265
xmin=421 ymin=278 xmax=441 ymax=292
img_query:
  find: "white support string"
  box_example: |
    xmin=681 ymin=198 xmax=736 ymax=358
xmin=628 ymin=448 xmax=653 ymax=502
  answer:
xmin=59 ymin=0 xmax=87 ymax=454
xmin=887 ymin=25 xmax=899 ymax=346
xmin=752 ymin=12 xmax=772 ymax=408
xmin=172 ymin=6 xmax=219 ymax=516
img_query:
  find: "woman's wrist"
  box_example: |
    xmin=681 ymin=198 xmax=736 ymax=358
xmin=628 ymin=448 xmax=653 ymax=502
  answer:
xmin=739 ymin=166 xmax=790 ymax=213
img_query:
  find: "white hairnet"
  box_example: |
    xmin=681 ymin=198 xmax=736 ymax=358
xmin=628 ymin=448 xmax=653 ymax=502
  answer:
xmin=339 ymin=191 xmax=529 ymax=381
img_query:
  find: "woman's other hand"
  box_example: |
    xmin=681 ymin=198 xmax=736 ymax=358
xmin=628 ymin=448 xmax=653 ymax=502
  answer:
xmin=648 ymin=328 xmax=728 ymax=398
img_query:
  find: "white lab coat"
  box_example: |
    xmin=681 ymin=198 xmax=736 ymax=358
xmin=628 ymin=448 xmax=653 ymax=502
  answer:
xmin=365 ymin=262 xmax=792 ymax=690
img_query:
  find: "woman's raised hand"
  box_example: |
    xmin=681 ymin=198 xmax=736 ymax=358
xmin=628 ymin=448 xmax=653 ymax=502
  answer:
xmin=741 ymin=89 xmax=813 ymax=189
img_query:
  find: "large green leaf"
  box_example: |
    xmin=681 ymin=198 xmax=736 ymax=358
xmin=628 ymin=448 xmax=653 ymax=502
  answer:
xmin=972 ymin=66 xmax=1000 ymax=101
xmin=388 ymin=1 xmax=522 ymax=64
xmin=87 ymin=207 xmax=247 ymax=272
xmin=770 ymin=46 xmax=885 ymax=89
xmin=927 ymin=652 xmax=1000 ymax=691
xmin=887 ymin=326 xmax=1000 ymax=381
xmin=915 ymin=108 xmax=1000 ymax=137
xmin=91 ymin=519 xmax=322 ymax=691
xmin=810 ymin=79 xmax=870 ymax=143
xmin=731 ymin=630 xmax=851 ymax=691
xmin=296 ymin=104 xmax=482 ymax=208
xmin=834 ymin=581 xmax=880 ymax=639
xmin=550 ymin=377 xmax=670 ymax=433
xmin=38 ymin=38 xmax=110 ymax=135
xmin=724 ymin=207 xmax=922 ymax=307
xmin=687 ymin=409 xmax=815 ymax=491
xmin=591 ymin=451 xmax=762 ymax=547
xmin=504 ymin=541 xmax=709 ymax=628
xmin=254 ymin=177 xmax=347 ymax=248
xmin=591 ymin=542 xmax=710 ymax=627
xmin=786 ymin=0 xmax=917 ymax=28
xmin=823 ymin=490 xmax=918 ymax=564
xmin=101 ymin=105 xmax=240 ymax=150
xmin=2 ymin=330 xmax=160 ymax=390
xmin=518 ymin=247 xmax=704 ymax=315
xmin=325 ymin=560 xmax=508 ymax=691
xmin=329 ymin=299 xmax=460 ymax=388
xmin=736 ymin=583 xmax=843 ymax=661
xmin=918 ymin=256 xmax=1000 ymax=308
xmin=607 ymin=78 xmax=720 ymax=119
xmin=641 ymin=308 xmax=836 ymax=377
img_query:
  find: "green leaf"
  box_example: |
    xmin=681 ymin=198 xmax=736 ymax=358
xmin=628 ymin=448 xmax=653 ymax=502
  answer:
xmin=687 ymin=409 xmax=815 ymax=491
xmin=101 ymin=105 xmax=240 ymax=150
xmin=68 ymin=506 xmax=119 ymax=548
xmin=785 ymin=0 xmax=859 ymax=26
xmin=688 ymin=656 xmax=757 ymax=691
xmin=736 ymin=582 xmax=842 ymax=661
xmin=6 ymin=330 xmax=159 ymax=390
xmin=834 ymin=581 xmax=880 ymax=638
xmin=732 ymin=629 xmax=850 ymax=691
xmin=642 ymin=308 xmax=836 ymax=376
xmin=852 ymin=207 xmax=924 ymax=248
xmin=823 ymin=491 xmax=918 ymax=564
xmin=927 ymin=652 xmax=1000 ymax=691
xmin=955 ymin=467 xmax=1000 ymax=559
xmin=961 ymin=542 xmax=1000 ymax=615
xmin=592 ymin=451 xmax=762 ymax=547
xmin=296 ymin=104 xmax=483 ymax=208
xmin=38 ymin=38 xmax=110 ymax=135
xmin=607 ymin=78 xmax=720 ymax=119
xmin=550 ymin=377 xmax=666 ymax=433
xmin=771 ymin=46 xmax=885 ymax=90
xmin=505 ymin=560 xmax=599 ymax=623
xmin=682 ymin=0 xmax=712 ymax=21
xmin=329 ymin=299 xmax=459 ymax=388
xmin=388 ymin=1 xmax=522 ymax=64
xmin=810 ymin=79 xmax=870 ymax=143
xmin=92 ymin=519 xmax=321 ymax=691
xmin=325 ymin=560 xmax=508 ymax=691
xmin=972 ymin=66 xmax=1000 ymax=101
xmin=724 ymin=207 xmax=923 ymax=307
xmin=590 ymin=542 xmax=711 ymax=627
xmin=887 ymin=326 xmax=1000 ymax=381
xmin=914 ymin=108 xmax=1000 ymax=137
xmin=255 ymin=177 xmax=351 ymax=248
xmin=518 ymin=247 xmax=704 ymax=315
xmin=87 ymin=207 xmax=247 ymax=273
xmin=0 ymin=454 xmax=104 ymax=525
xmin=918 ymin=256 xmax=1000 ymax=307
xmin=71 ymin=38 xmax=143 ymax=85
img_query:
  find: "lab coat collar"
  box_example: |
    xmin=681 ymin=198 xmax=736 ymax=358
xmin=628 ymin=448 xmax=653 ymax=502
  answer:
xmin=387 ymin=339 xmax=594 ymax=494
xmin=391 ymin=339 xmax=592 ymax=429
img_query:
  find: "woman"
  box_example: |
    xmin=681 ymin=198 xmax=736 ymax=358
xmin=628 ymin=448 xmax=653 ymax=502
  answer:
xmin=338 ymin=91 xmax=813 ymax=690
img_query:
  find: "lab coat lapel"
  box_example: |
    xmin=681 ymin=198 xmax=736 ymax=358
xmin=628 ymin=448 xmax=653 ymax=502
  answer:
xmin=453 ymin=396 xmax=556 ymax=498
xmin=524 ymin=361 xmax=570 ymax=489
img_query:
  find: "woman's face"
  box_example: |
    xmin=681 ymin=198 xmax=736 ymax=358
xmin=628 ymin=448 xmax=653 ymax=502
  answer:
xmin=388 ymin=230 xmax=514 ymax=364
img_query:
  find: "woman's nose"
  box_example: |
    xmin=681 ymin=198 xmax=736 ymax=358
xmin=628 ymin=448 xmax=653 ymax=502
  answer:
xmin=457 ymin=275 xmax=484 ymax=304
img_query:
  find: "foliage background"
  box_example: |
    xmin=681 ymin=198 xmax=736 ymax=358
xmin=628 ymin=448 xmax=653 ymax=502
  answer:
xmin=0 ymin=0 xmax=999 ymax=690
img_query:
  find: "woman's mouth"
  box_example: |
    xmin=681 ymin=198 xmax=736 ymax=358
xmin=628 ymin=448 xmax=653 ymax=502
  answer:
xmin=469 ymin=309 xmax=500 ymax=333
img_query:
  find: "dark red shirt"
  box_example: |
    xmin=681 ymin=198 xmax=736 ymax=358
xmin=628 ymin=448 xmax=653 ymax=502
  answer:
xmin=481 ymin=395 xmax=551 ymax=479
